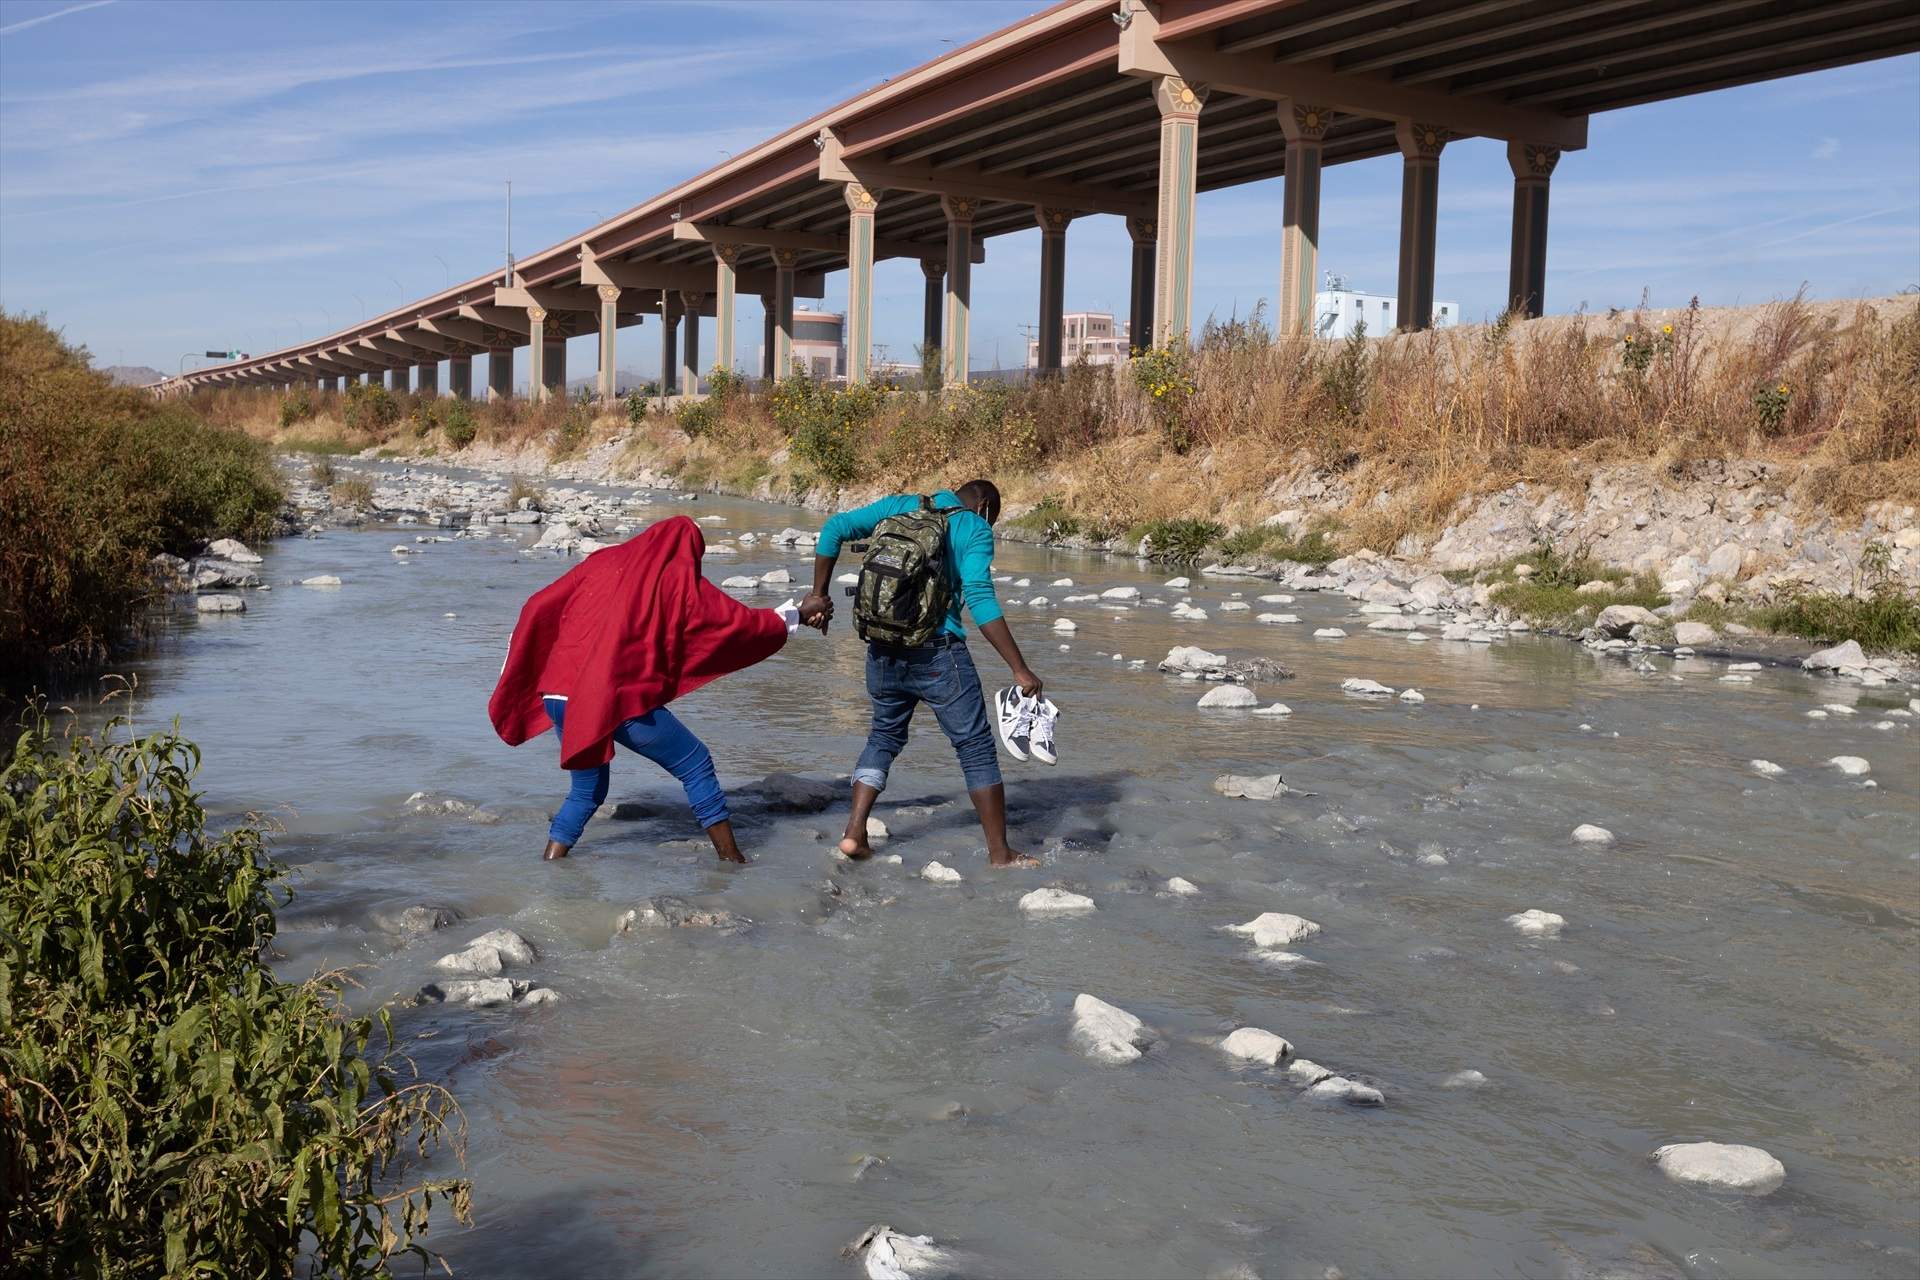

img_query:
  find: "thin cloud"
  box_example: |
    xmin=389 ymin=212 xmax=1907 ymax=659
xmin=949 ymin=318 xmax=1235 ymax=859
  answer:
xmin=0 ymin=0 xmax=114 ymax=37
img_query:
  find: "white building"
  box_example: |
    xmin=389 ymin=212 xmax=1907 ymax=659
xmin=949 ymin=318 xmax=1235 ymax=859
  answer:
xmin=760 ymin=308 xmax=846 ymax=379
xmin=1025 ymin=311 xmax=1132 ymax=368
xmin=1313 ymin=275 xmax=1458 ymax=338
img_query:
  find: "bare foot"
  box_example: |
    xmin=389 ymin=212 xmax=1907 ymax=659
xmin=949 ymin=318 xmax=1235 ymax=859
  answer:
xmin=988 ymin=851 xmax=1041 ymax=869
xmin=541 ymin=839 xmax=571 ymax=861
xmin=716 ymin=849 xmax=750 ymax=865
xmin=838 ymin=835 xmax=874 ymax=860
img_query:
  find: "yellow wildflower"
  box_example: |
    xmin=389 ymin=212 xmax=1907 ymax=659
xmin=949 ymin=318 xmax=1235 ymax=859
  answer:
xmin=1661 ymin=323 xmax=1673 ymax=335
xmin=1778 ymin=383 xmax=1789 ymax=395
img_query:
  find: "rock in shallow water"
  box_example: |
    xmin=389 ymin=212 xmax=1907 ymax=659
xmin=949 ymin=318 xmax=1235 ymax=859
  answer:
xmin=1213 ymin=774 xmax=1290 ymax=800
xmin=1221 ymin=1026 xmax=1292 ymax=1066
xmin=1227 ymin=912 xmax=1321 ymax=947
xmin=1198 ymin=684 xmax=1258 ymax=709
xmin=1750 ymin=759 xmax=1785 ymax=777
xmin=434 ymin=928 xmax=538 ymax=976
xmin=1828 ymin=755 xmax=1871 ymax=776
xmin=1165 ymin=876 xmax=1199 ymax=895
xmin=921 ymin=861 xmax=962 ymax=884
xmin=195 ymin=593 xmax=246 ymax=613
xmin=1571 ymin=823 xmax=1615 ymax=844
xmin=1651 ymin=1142 xmax=1785 ymax=1195
xmin=1341 ymin=677 xmax=1395 ymax=696
xmin=616 ymin=896 xmax=749 ymax=932
xmin=843 ymin=1225 xmax=953 ymax=1280
xmin=414 ymin=977 xmax=554 ymax=1008
xmin=372 ymin=904 xmax=461 ymax=937
xmin=1507 ymin=909 xmax=1565 ymax=937
xmin=1072 ymin=993 xmax=1149 ymax=1064
xmin=1021 ymin=888 xmax=1096 ymax=914
xmin=1306 ymin=1076 xmax=1386 ymax=1107
xmin=1441 ymin=1069 xmax=1489 ymax=1089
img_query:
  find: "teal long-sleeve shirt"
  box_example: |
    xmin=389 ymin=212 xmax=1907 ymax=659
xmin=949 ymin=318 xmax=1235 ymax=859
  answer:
xmin=816 ymin=490 xmax=1002 ymax=639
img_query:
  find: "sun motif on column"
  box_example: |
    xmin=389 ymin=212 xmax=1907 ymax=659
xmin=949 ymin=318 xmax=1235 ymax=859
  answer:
xmin=526 ymin=305 xmax=548 ymax=324
xmin=844 ymin=183 xmax=879 ymax=212
xmin=596 ymin=285 xmax=619 ymax=304
xmin=1038 ymin=207 xmax=1078 ymax=233
xmin=942 ymin=194 xmax=978 ymax=222
xmin=1156 ymin=77 xmax=1208 ymax=118
xmin=713 ymin=242 xmax=740 ymax=267
xmin=1524 ymin=144 xmax=1560 ymax=178
xmin=1287 ymin=103 xmax=1333 ymax=141
xmin=1127 ymin=215 xmax=1157 ymax=242
xmin=772 ymin=247 xmax=801 ymax=269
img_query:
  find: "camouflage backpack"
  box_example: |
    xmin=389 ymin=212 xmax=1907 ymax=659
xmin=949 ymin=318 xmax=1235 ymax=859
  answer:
xmin=853 ymin=497 xmax=962 ymax=647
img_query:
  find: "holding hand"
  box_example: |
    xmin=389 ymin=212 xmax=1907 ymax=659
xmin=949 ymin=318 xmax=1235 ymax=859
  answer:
xmin=1013 ymin=666 xmax=1043 ymax=700
xmin=799 ymin=592 xmax=834 ymax=633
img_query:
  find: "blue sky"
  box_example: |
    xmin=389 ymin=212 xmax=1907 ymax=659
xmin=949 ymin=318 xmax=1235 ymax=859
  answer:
xmin=1 ymin=0 xmax=1915 ymax=381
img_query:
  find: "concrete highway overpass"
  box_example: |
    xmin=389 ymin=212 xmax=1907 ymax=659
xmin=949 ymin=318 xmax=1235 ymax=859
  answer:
xmin=173 ymin=0 xmax=1918 ymax=399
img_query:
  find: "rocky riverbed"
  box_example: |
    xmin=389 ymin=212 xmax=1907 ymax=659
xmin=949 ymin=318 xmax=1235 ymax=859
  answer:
xmin=120 ymin=458 xmax=1919 ymax=1278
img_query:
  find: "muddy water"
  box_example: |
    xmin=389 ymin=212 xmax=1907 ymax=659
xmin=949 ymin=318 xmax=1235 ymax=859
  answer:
xmin=103 ymin=470 xmax=1917 ymax=1279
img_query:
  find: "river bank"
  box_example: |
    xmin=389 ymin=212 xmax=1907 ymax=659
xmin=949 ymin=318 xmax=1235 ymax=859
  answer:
xmin=83 ymin=468 xmax=1920 ymax=1278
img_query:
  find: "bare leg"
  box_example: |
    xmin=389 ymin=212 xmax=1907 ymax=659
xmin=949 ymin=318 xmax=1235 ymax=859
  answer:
xmin=705 ymin=820 xmax=749 ymax=865
xmin=542 ymin=838 xmax=570 ymax=861
xmin=839 ymin=781 xmax=880 ymax=859
xmin=970 ymin=783 xmax=1038 ymax=868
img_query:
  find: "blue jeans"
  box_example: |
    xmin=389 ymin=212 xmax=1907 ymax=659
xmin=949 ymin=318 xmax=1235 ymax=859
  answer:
xmin=854 ymin=635 xmax=1003 ymax=795
xmin=544 ymin=697 xmax=728 ymax=844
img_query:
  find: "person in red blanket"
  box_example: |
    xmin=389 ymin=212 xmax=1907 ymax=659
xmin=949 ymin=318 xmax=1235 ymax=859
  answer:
xmin=490 ymin=515 xmax=831 ymax=863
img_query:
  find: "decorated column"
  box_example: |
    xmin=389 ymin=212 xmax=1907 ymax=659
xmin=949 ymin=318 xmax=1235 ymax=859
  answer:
xmin=487 ymin=349 xmax=513 ymax=401
xmin=1126 ymin=215 xmax=1155 ymax=354
xmin=760 ymin=294 xmax=775 ymax=381
xmin=1152 ymin=76 xmax=1208 ymax=347
xmin=1278 ymin=101 xmax=1332 ymax=337
xmin=1394 ymin=120 xmax=1448 ymax=331
xmin=1507 ymin=141 xmax=1559 ymax=318
xmin=526 ymin=305 xmax=548 ymax=402
xmin=543 ymin=333 xmax=566 ymax=396
xmin=844 ymin=182 xmax=880 ymax=383
xmin=415 ymin=360 xmax=438 ymax=397
xmin=388 ymin=367 xmax=410 ymax=394
xmin=659 ymin=294 xmax=680 ymax=394
xmin=447 ymin=356 xmax=472 ymax=399
xmin=772 ymin=248 xmax=798 ymax=380
xmin=597 ymin=285 xmax=620 ymax=401
xmin=920 ymin=258 xmax=943 ymax=363
xmin=712 ymin=243 xmax=739 ymax=375
xmin=680 ymin=291 xmax=704 ymax=394
xmin=1035 ymin=206 xmax=1077 ymax=374
xmin=941 ymin=194 xmax=976 ymax=386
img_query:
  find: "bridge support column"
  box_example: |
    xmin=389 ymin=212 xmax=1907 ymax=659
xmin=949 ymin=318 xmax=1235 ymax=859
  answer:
xmin=759 ymin=294 xmax=775 ymax=381
xmin=597 ymin=286 xmax=620 ymax=401
xmin=448 ymin=356 xmax=472 ymax=399
xmin=711 ymin=245 xmax=739 ymax=377
xmin=659 ymin=296 xmax=680 ymax=394
xmin=941 ymin=195 xmax=975 ymax=386
xmin=1395 ymin=121 xmax=1448 ymax=332
xmin=1278 ymin=101 xmax=1332 ymax=338
xmin=1507 ymin=141 xmax=1559 ymax=318
xmin=1151 ymin=76 xmax=1207 ymax=348
xmin=526 ymin=308 xmax=548 ymax=402
xmin=680 ymin=292 xmax=703 ymax=395
xmin=543 ymin=336 xmax=566 ymax=397
xmin=488 ymin=349 xmax=514 ymax=401
xmin=415 ymin=360 xmax=438 ymax=397
xmin=844 ymin=182 xmax=880 ymax=383
xmin=920 ymin=258 xmax=943 ymax=370
xmin=388 ymin=367 xmax=410 ymax=394
xmin=1126 ymin=216 xmax=1154 ymax=356
xmin=1035 ymin=206 xmax=1076 ymax=375
xmin=319 ymin=376 xmax=336 ymax=393
xmin=772 ymin=248 xmax=798 ymax=380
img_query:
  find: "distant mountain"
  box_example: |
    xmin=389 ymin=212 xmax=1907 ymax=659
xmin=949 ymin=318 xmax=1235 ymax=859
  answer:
xmin=103 ymin=365 xmax=165 ymax=387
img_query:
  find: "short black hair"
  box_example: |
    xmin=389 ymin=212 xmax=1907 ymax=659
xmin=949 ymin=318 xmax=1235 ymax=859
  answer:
xmin=955 ymin=479 xmax=1001 ymax=523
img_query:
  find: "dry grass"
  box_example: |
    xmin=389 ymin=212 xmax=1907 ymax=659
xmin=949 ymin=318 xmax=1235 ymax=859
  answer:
xmin=191 ymin=294 xmax=1920 ymax=552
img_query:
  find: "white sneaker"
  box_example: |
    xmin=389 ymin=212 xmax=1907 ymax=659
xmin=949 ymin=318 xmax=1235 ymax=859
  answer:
xmin=995 ymin=687 xmax=1036 ymax=761
xmin=1028 ymin=697 xmax=1060 ymax=765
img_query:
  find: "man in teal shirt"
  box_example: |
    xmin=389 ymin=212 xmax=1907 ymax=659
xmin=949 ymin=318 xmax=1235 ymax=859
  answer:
xmin=806 ymin=479 xmax=1043 ymax=868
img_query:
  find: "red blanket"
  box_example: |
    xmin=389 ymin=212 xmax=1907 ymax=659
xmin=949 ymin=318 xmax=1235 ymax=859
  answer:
xmin=489 ymin=515 xmax=788 ymax=769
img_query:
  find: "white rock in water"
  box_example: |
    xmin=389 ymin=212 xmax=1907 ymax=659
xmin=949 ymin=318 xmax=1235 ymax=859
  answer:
xmin=1227 ymin=912 xmax=1321 ymax=947
xmin=1750 ymin=759 xmax=1785 ymax=776
xmin=1257 ymin=612 xmax=1301 ymax=624
xmin=1220 ymin=601 xmax=1250 ymax=612
xmin=1102 ymin=586 xmax=1141 ymax=600
xmin=1021 ymin=888 xmax=1096 ymax=914
xmin=418 ymin=977 xmax=536 ymax=1008
xmin=1053 ymin=618 xmax=1077 ymax=633
xmin=1821 ymin=703 xmax=1857 ymax=715
xmin=1198 ymin=684 xmax=1257 ymax=709
xmin=1313 ymin=627 xmax=1347 ymax=638
xmin=1165 ymin=876 xmax=1199 ymax=895
xmin=1594 ymin=604 xmax=1659 ymax=637
xmin=1341 ymin=677 xmax=1395 ymax=696
xmin=1051 ymin=577 xmax=1074 ymax=587
xmin=1673 ymin=620 xmax=1717 ymax=646
xmin=300 ymin=574 xmax=342 ymax=587
xmin=206 ymin=537 xmax=262 ymax=563
xmin=1398 ymin=688 xmax=1425 ymax=703
xmin=1160 ymin=645 xmax=1229 ymax=674
xmin=1014 ymin=578 xmax=1031 ymax=587
xmin=1287 ymin=1058 xmax=1333 ymax=1086
xmin=1221 ymin=1027 xmax=1292 ymax=1066
xmin=1253 ymin=703 xmax=1293 ymax=716
xmin=1828 ymin=755 xmax=1871 ymax=776
xmin=1366 ymin=615 xmax=1419 ymax=632
xmin=760 ymin=568 xmax=792 ymax=585
xmin=1805 ymin=709 xmax=1828 ymax=719
xmin=1571 ymin=823 xmax=1615 ymax=844
xmin=865 ymin=817 xmax=889 ymax=842
xmin=1213 ymin=774 xmax=1289 ymax=800
xmin=921 ymin=861 xmax=962 ymax=884
xmin=1441 ymin=1069 xmax=1489 ymax=1089
xmin=1306 ymin=1076 xmax=1386 ymax=1106
xmin=1651 ymin=1142 xmax=1785 ymax=1195
xmin=1803 ymin=639 xmax=1868 ymax=673
xmin=846 ymin=1224 xmax=954 ymax=1280
xmin=1728 ymin=661 xmax=1761 ymax=671
xmin=1719 ymin=674 xmax=1754 ymax=684
xmin=1258 ymin=594 xmax=1295 ymax=604
xmin=1027 ymin=596 xmax=1051 ymax=608
xmin=1163 ymin=576 xmax=1191 ymax=589
xmin=1071 ymin=993 xmax=1149 ymax=1064
xmin=195 ymin=594 xmax=246 ymax=613
xmin=433 ymin=927 xmax=539 ymax=977
xmin=1507 ymin=909 xmax=1565 ymax=937
xmin=721 ymin=575 xmax=759 ymax=589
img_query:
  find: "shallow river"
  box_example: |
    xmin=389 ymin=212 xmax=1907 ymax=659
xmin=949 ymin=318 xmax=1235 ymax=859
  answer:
xmin=99 ymin=469 xmax=1918 ymax=1279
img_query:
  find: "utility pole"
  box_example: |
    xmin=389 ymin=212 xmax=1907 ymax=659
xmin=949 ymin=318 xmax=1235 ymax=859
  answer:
xmin=504 ymin=180 xmax=515 ymax=286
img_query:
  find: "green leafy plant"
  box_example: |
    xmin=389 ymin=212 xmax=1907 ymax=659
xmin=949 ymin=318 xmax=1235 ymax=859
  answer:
xmin=705 ymin=366 xmax=744 ymax=404
xmin=1320 ymin=318 xmax=1372 ymax=419
xmin=1754 ymin=380 xmax=1792 ymax=432
xmin=329 ymin=474 xmax=375 ymax=509
xmin=1133 ymin=517 xmax=1223 ymax=564
xmin=307 ymin=457 xmax=336 ymax=488
xmin=505 ymin=475 xmax=545 ymax=512
xmin=1218 ymin=523 xmax=1340 ymax=565
xmin=676 ymin=398 xmax=719 ymax=439
xmin=442 ymin=399 xmax=477 ymax=449
xmin=1129 ymin=341 xmax=1197 ymax=452
xmin=0 ymin=710 xmax=471 ymax=1275
xmin=624 ymin=389 xmax=651 ymax=425
xmin=341 ymin=382 xmax=398 ymax=432
xmin=278 ymin=387 xmax=314 ymax=429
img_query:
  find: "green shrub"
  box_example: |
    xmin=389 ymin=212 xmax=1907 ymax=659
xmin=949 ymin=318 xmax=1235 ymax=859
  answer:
xmin=329 ymin=474 xmax=375 ymax=509
xmin=772 ymin=377 xmax=881 ymax=486
xmin=1760 ymin=546 xmax=1920 ymax=654
xmin=1008 ymin=496 xmax=1082 ymax=541
xmin=0 ymin=313 xmax=286 ymax=686
xmin=506 ymin=475 xmax=545 ymax=511
xmin=1134 ymin=517 xmax=1223 ymax=564
xmin=1130 ymin=342 xmax=1197 ymax=452
xmin=554 ymin=402 xmax=592 ymax=457
xmin=1321 ymin=319 xmax=1372 ymax=418
xmin=341 ymin=382 xmax=398 ymax=432
xmin=308 ymin=458 xmax=336 ymax=488
xmin=278 ymin=386 xmax=314 ymax=428
xmin=442 ymin=399 xmax=477 ymax=448
xmin=705 ymin=366 xmax=744 ymax=404
xmin=1218 ymin=524 xmax=1340 ymax=565
xmin=1491 ymin=568 xmax=1666 ymax=627
xmin=0 ymin=711 xmax=471 ymax=1274
xmin=677 ymin=398 xmax=719 ymax=439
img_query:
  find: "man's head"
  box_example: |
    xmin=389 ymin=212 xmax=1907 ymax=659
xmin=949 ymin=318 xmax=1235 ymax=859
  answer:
xmin=955 ymin=479 xmax=1001 ymax=526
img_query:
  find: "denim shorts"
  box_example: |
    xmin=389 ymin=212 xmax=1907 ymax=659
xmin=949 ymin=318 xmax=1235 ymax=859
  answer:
xmin=853 ymin=635 xmax=1003 ymax=794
